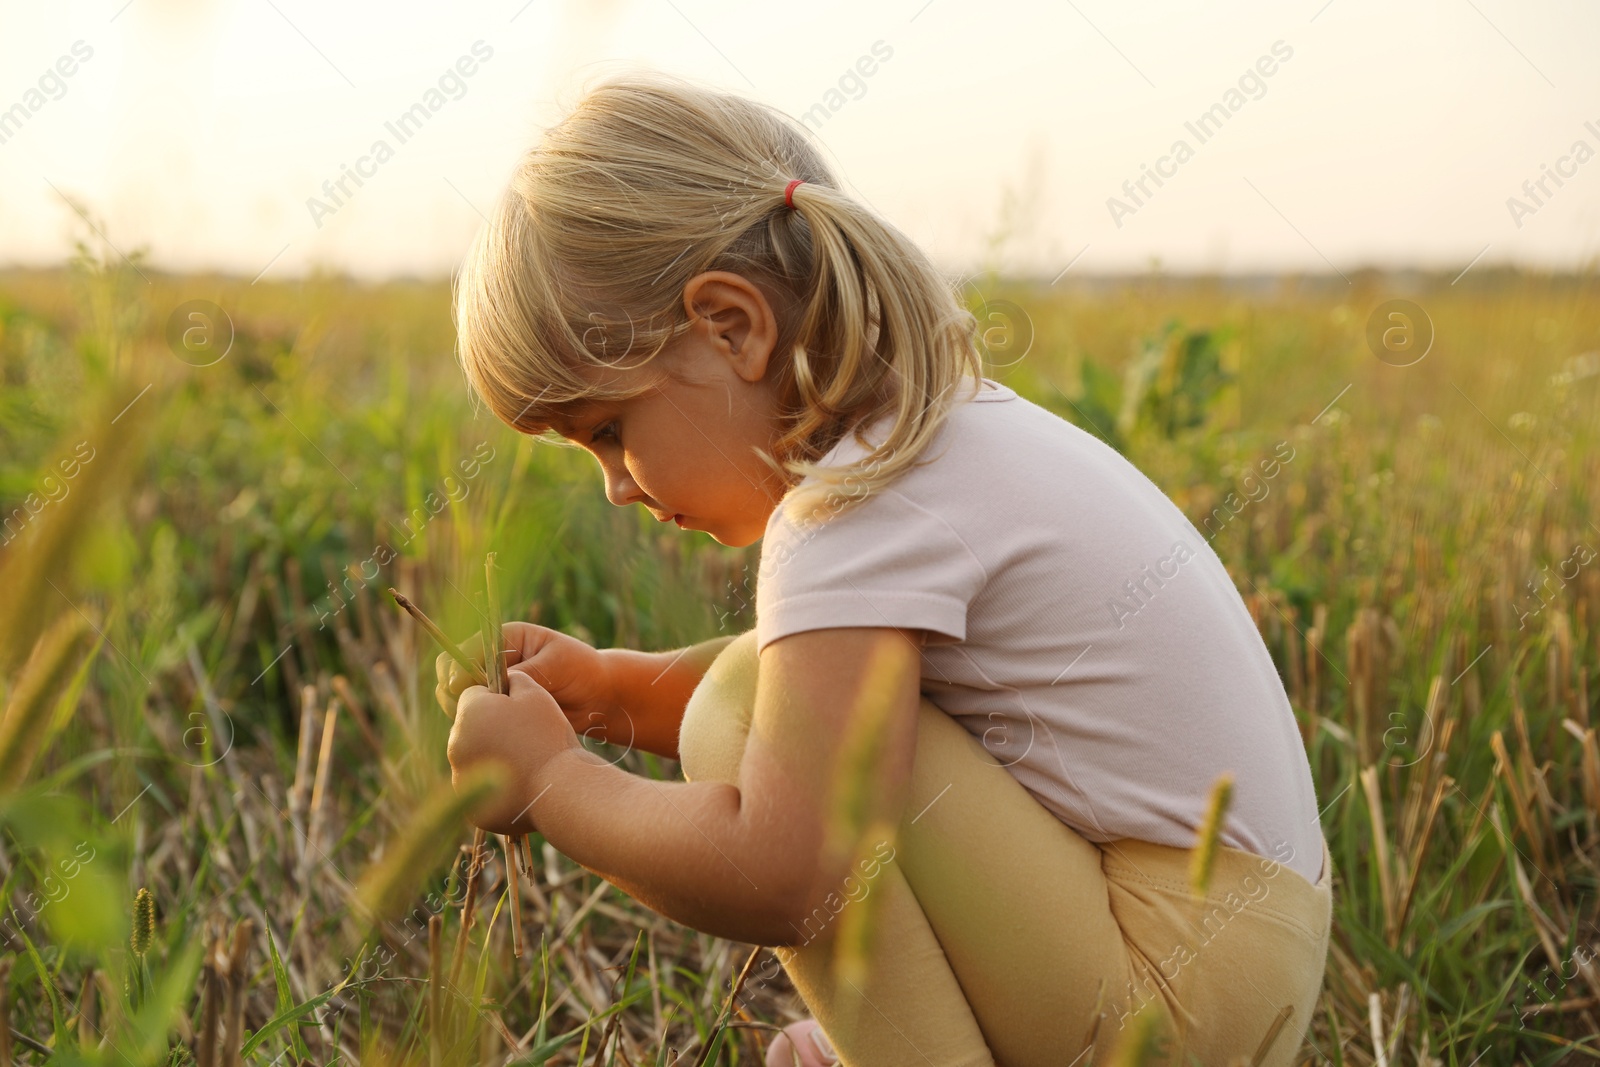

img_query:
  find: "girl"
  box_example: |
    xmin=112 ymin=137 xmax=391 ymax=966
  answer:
xmin=440 ymin=70 xmax=1332 ymax=1067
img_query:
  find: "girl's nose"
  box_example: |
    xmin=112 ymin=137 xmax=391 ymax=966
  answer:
xmin=601 ymin=460 xmax=644 ymax=508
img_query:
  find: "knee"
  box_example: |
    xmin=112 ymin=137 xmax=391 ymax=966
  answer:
xmin=678 ymin=630 xmax=761 ymax=785
xmin=912 ymin=697 xmax=999 ymax=769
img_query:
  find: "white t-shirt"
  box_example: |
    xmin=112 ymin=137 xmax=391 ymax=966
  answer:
xmin=754 ymin=376 xmax=1324 ymax=885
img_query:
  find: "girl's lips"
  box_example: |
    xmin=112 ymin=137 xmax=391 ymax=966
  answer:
xmin=672 ymin=514 xmax=687 ymax=527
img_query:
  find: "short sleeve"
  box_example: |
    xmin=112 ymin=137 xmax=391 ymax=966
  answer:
xmin=754 ymin=488 xmax=987 ymax=655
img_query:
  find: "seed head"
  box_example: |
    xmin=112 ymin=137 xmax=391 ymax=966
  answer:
xmin=131 ymin=887 xmax=155 ymax=957
xmin=1189 ymin=772 xmax=1234 ymax=899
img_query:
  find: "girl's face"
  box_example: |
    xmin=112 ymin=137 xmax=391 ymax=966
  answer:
xmin=550 ymin=272 xmax=792 ymax=548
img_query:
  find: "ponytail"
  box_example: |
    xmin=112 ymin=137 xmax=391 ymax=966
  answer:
xmin=756 ymin=178 xmax=983 ymax=526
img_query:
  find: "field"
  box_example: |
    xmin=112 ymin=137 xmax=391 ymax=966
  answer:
xmin=0 ymin=236 xmax=1597 ymax=1066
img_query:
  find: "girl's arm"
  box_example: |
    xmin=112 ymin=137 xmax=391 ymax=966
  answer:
xmin=447 ymin=625 xmax=925 ymax=947
xmin=595 ymin=634 xmax=739 ymax=760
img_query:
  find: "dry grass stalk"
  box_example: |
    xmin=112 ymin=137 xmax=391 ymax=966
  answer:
xmin=1489 ymin=730 xmax=1548 ymax=872
xmin=480 ymin=1007 xmax=517 ymax=1059
xmin=483 ymin=556 xmax=540 ymax=915
xmin=1493 ymin=799 xmax=1600 ymax=1007
xmin=450 ymin=828 xmax=489 ymax=987
xmin=306 ymin=696 xmax=341 ymax=863
xmin=1394 ymin=773 xmax=1450 ymax=943
xmin=484 ymin=554 xmax=508 ymax=696
xmin=196 ymin=930 xmax=224 ymax=1067
xmin=1418 ymin=688 xmax=1456 ymax=825
xmin=1347 ymin=610 xmax=1376 ymax=767
xmin=289 ymin=684 xmax=318 ymax=872
xmin=554 ymin=880 xmax=615 ymax=951
xmin=485 ymin=554 xmax=537 ymax=897
xmin=590 ymin=1013 xmax=620 ymax=1067
xmin=1550 ymin=608 xmax=1573 ymax=717
xmin=331 ymin=673 xmax=383 ymax=757
xmin=1385 ymin=984 xmax=1410 ymax=1064
xmin=1367 ymin=991 xmax=1388 ymax=1067
xmin=427 ymin=913 xmax=443 ymax=1067
xmin=388 ymin=589 xmax=485 ymax=689
xmin=328 ymin=673 xmax=409 ymax=811
xmin=1359 ymin=766 xmax=1396 ymax=943
xmin=329 ymin=671 xmax=379 ymax=748
xmin=1510 ymin=671 xmax=1564 ymax=835
xmin=291 ymin=684 xmax=318 ymax=793
xmin=690 ymin=945 xmax=761 ymax=1067
xmin=1392 ymin=680 xmax=1439 ymax=860
xmin=222 ymin=918 xmax=253 ymax=1067
xmin=503 ymin=834 xmax=525 ymax=959
xmin=1578 ymin=664 xmax=1591 ymax=729
xmin=1562 ymin=719 xmax=1600 ymax=827
xmin=1248 ymin=1003 xmax=1294 ymax=1067
xmin=1508 ymin=674 xmax=1538 ymax=780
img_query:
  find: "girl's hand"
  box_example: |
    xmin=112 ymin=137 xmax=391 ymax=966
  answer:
xmin=435 ymin=622 xmax=618 ymax=726
xmin=447 ymin=670 xmax=581 ymax=836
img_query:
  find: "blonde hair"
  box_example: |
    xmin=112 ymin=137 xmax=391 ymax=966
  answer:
xmin=453 ymin=69 xmax=984 ymax=526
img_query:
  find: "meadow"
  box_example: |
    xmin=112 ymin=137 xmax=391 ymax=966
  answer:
xmin=0 ymin=233 xmax=1596 ymax=1065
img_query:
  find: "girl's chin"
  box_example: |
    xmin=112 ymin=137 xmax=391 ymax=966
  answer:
xmin=714 ymin=526 xmax=767 ymax=549
xmin=675 ymin=509 xmax=766 ymax=547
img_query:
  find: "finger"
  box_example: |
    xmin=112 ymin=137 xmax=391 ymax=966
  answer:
xmin=447 ymin=661 xmax=474 ymax=696
xmin=436 ymin=632 xmax=479 ymax=674
xmin=505 ymin=668 xmax=554 ymax=704
xmin=498 ymin=621 xmax=563 ymax=663
xmin=434 ymin=681 xmax=457 ymax=718
xmin=508 ymin=658 xmax=555 ymax=689
xmin=455 ymin=683 xmax=493 ymax=717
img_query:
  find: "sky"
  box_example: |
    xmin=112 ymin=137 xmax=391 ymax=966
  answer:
xmin=1 ymin=0 xmax=1597 ymax=281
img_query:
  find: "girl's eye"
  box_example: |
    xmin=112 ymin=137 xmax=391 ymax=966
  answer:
xmin=590 ymin=421 xmax=619 ymax=445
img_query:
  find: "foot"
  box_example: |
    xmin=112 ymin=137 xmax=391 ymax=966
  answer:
xmin=765 ymin=1017 xmax=839 ymax=1067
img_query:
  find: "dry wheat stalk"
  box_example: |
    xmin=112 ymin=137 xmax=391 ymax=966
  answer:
xmin=1360 ymin=765 xmax=1396 ymax=944
xmin=428 ymin=913 xmax=443 ymax=1067
xmin=388 ymin=589 xmax=486 ymax=688
xmin=221 ymin=918 xmax=253 ymax=1067
xmin=450 ymin=828 xmax=489 ymax=988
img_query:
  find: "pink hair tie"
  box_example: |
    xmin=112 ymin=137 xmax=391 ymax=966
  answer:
xmin=784 ymin=179 xmax=805 ymax=209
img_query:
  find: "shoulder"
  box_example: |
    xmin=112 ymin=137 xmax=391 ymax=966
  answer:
xmin=758 ymin=483 xmax=977 ymax=578
xmin=768 ymin=377 xmax=1026 ymax=528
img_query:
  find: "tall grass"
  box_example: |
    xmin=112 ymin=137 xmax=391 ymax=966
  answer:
xmin=0 ymin=236 xmax=1596 ymax=1064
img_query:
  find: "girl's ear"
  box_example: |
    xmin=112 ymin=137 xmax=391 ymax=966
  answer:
xmin=681 ymin=271 xmax=778 ymax=383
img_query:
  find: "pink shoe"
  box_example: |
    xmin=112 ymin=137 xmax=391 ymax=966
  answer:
xmin=765 ymin=1017 xmax=839 ymax=1067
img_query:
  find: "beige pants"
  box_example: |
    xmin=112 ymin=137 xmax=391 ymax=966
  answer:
xmin=678 ymin=630 xmax=1333 ymax=1067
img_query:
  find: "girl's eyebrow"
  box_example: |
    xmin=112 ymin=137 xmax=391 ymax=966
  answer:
xmin=546 ymin=405 xmax=592 ymax=434
xmin=550 ymin=403 xmax=607 ymax=438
